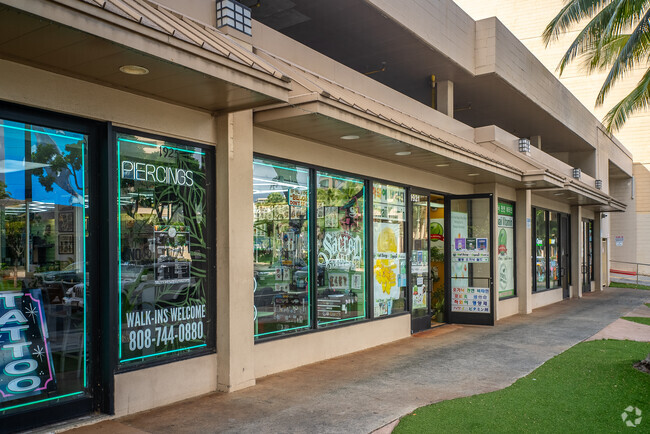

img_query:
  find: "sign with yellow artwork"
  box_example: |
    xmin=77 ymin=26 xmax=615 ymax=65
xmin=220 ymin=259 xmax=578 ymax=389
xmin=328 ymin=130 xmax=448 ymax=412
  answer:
xmin=373 ymin=222 xmax=404 ymax=315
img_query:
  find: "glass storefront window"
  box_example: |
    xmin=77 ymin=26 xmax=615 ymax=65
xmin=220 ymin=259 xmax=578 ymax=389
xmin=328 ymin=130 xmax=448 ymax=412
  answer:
xmin=0 ymin=119 xmax=88 ymax=413
xmin=372 ymin=182 xmax=406 ymax=317
xmin=497 ymin=201 xmax=515 ymax=299
xmin=549 ymin=212 xmax=559 ymax=288
xmin=316 ymin=171 xmax=366 ymax=326
xmin=535 ymin=209 xmax=547 ymax=290
xmin=253 ymin=158 xmax=310 ymax=338
xmin=117 ymin=133 xmax=213 ymax=364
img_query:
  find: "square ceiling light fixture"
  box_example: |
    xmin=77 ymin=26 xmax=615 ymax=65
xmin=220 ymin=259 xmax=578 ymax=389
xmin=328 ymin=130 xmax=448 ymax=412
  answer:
xmin=217 ymin=0 xmax=252 ymax=36
xmin=518 ymin=138 xmax=531 ymax=153
xmin=572 ymin=168 xmax=581 ymax=179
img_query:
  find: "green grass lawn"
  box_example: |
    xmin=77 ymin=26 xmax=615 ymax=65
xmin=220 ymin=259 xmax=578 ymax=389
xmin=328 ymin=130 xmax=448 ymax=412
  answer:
xmin=622 ymin=317 xmax=650 ymax=326
xmin=610 ymin=281 xmax=650 ymax=290
xmin=395 ymin=340 xmax=650 ymax=433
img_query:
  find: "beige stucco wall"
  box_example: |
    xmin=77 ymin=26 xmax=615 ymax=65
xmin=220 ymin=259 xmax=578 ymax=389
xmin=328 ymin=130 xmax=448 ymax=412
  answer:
xmin=0 ymin=59 xmax=217 ymax=144
xmin=154 ymin=0 xmax=216 ymax=27
xmin=254 ymin=315 xmax=410 ymax=378
xmin=497 ymin=297 xmax=519 ymax=320
xmin=114 ymin=354 xmax=217 ymax=417
xmin=532 ymin=287 xmax=563 ymax=309
xmin=369 ymin=0 xmax=476 ymax=74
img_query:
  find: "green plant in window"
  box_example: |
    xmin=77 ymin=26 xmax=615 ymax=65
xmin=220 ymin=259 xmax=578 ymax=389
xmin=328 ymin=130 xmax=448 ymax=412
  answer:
xmin=430 ymin=245 xmax=445 ymax=263
xmin=265 ymin=192 xmax=286 ymax=204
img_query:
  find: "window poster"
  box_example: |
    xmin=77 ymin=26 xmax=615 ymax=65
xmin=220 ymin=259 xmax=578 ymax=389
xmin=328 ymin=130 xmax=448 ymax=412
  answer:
xmin=497 ymin=202 xmax=515 ymax=298
xmin=451 ymin=287 xmax=490 ymax=313
xmin=451 ymin=211 xmax=469 ymax=282
xmin=373 ymin=222 xmax=403 ymax=314
xmin=118 ymin=133 xmax=212 ymax=364
xmin=373 ymin=182 xmax=406 ymax=317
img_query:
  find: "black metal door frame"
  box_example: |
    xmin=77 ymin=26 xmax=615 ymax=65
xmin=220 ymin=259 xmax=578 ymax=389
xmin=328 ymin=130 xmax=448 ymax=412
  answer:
xmin=408 ymin=188 xmax=432 ymax=333
xmin=560 ymin=214 xmax=570 ymax=298
xmin=0 ymin=101 xmax=109 ymax=432
xmin=445 ymin=194 xmax=494 ymax=326
xmin=582 ymin=219 xmax=593 ymax=293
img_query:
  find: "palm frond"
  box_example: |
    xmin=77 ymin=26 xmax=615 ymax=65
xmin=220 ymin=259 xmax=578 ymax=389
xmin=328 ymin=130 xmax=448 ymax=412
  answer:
xmin=596 ymin=7 xmax=650 ymax=104
xmin=601 ymin=0 xmax=648 ymax=41
xmin=542 ymin=0 xmax=611 ymax=45
xmin=603 ymin=66 xmax=650 ymax=131
xmin=554 ymin=1 xmax=620 ymax=74
xmin=581 ymin=34 xmax=629 ymax=72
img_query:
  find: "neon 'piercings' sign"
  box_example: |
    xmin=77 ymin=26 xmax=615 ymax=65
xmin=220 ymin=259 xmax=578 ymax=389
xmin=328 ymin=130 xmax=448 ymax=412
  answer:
xmin=122 ymin=161 xmax=194 ymax=187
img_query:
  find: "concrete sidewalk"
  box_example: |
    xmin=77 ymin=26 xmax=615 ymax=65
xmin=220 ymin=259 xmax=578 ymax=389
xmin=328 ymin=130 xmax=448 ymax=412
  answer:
xmin=63 ymin=288 xmax=649 ymax=434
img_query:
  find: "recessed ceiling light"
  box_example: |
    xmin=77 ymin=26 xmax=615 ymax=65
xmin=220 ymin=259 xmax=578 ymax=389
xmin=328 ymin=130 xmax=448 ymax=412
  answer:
xmin=395 ymin=151 xmax=411 ymax=156
xmin=119 ymin=65 xmax=149 ymax=75
xmin=554 ymin=192 xmax=564 ymax=196
xmin=468 ymin=173 xmax=479 ymax=176
xmin=435 ymin=163 xmax=450 ymax=167
xmin=340 ymin=135 xmax=360 ymax=140
xmin=524 ymin=182 xmax=535 ymax=187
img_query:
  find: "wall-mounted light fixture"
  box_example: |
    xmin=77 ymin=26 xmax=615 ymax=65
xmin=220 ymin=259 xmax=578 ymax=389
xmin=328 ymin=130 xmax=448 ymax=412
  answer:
xmin=572 ymin=168 xmax=581 ymax=179
xmin=595 ymin=179 xmax=603 ymax=189
xmin=518 ymin=138 xmax=531 ymax=153
xmin=217 ymin=0 xmax=252 ymax=36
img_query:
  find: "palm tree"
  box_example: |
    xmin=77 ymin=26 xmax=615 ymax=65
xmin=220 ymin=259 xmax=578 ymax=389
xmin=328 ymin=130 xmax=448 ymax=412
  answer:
xmin=542 ymin=0 xmax=650 ymax=132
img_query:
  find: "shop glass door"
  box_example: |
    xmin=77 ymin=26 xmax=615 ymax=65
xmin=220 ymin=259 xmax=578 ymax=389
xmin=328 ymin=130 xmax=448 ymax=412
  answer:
xmin=582 ymin=219 xmax=593 ymax=293
xmin=409 ymin=192 xmax=430 ymax=333
xmin=0 ymin=117 xmax=93 ymax=429
xmin=560 ymin=214 xmax=570 ymax=298
xmin=447 ymin=195 xmax=494 ymax=326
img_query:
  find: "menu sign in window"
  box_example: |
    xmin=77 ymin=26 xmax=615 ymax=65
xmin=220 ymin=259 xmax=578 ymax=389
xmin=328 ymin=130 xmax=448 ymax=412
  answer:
xmin=373 ymin=182 xmax=407 ymax=317
xmin=451 ymin=287 xmax=490 ymax=313
xmin=118 ymin=134 xmax=212 ymax=364
xmin=497 ymin=202 xmax=515 ymax=298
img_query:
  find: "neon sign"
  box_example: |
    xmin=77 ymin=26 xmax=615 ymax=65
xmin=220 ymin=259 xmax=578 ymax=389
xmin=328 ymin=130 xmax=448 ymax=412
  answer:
xmin=0 ymin=290 xmax=56 ymax=403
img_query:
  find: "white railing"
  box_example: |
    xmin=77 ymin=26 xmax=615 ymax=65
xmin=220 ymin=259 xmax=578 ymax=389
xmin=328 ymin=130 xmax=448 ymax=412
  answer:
xmin=610 ymin=260 xmax=650 ymax=287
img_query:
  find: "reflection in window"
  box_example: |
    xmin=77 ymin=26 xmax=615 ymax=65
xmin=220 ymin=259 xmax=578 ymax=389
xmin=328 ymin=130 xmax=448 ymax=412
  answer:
xmin=253 ymin=158 xmax=310 ymax=338
xmin=118 ymin=134 xmax=211 ymax=364
xmin=316 ymin=171 xmax=365 ymax=326
xmin=535 ymin=209 xmax=547 ymax=290
xmin=372 ymin=182 xmax=406 ymax=317
xmin=549 ymin=212 xmax=559 ymax=288
xmin=0 ymin=120 xmax=88 ymax=414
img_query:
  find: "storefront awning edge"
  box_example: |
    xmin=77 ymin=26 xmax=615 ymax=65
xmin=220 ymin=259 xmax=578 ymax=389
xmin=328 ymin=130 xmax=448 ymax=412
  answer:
xmin=1 ymin=0 xmax=291 ymax=110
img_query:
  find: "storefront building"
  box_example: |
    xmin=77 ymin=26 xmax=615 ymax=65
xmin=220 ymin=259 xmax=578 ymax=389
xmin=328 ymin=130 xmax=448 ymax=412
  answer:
xmin=0 ymin=0 xmax=634 ymax=431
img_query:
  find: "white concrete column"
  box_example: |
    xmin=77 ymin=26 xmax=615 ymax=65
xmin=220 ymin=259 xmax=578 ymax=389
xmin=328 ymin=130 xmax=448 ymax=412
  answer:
xmin=216 ymin=110 xmax=256 ymax=392
xmin=516 ymin=189 xmax=532 ymax=314
xmin=571 ymin=205 xmax=582 ymax=298
xmin=436 ymin=80 xmax=454 ymax=118
xmin=593 ymin=213 xmax=604 ymax=292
